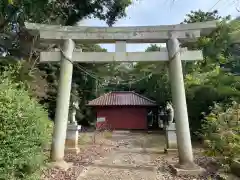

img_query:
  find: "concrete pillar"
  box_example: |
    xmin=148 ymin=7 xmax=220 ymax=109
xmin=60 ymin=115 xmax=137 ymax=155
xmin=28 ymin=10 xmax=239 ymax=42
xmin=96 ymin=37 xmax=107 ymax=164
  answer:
xmin=167 ymin=37 xmax=194 ymax=166
xmin=50 ymin=39 xmax=75 ymax=162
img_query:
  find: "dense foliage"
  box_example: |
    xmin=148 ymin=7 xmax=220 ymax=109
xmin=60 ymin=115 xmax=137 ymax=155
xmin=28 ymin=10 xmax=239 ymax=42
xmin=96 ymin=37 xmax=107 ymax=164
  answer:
xmin=201 ymin=102 xmax=240 ymax=169
xmin=0 ymin=0 xmax=132 ymax=26
xmin=0 ymin=65 xmax=53 ymax=180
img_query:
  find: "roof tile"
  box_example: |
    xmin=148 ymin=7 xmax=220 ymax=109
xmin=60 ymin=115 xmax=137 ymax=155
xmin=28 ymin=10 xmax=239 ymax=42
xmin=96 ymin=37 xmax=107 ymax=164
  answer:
xmin=88 ymin=91 xmax=156 ymax=106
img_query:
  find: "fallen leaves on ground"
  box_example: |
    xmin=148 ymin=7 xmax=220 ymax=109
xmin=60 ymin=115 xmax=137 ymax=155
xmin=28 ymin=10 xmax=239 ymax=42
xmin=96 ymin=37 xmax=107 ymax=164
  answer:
xmin=41 ymin=139 xmax=117 ymax=180
xmin=154 ymin=154 xmax=221 ymax=180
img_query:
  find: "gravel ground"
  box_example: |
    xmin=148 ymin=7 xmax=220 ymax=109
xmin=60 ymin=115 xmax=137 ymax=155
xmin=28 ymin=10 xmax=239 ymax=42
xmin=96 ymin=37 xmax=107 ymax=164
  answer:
xmin=155 ymin=155 xmax=221 ymax=180
xmin=41 ymin=138 xmax=118 ymax=180
xmin=41 ymin=132 xmax=238 ymax=180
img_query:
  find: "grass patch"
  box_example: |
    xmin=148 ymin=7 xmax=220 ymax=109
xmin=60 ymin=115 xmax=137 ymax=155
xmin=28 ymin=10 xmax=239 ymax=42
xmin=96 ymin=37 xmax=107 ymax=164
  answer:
xmin=78 ymin=133 xmax=94 ymax=147
xmin=103 ymin=131 xmax=112 ymax=139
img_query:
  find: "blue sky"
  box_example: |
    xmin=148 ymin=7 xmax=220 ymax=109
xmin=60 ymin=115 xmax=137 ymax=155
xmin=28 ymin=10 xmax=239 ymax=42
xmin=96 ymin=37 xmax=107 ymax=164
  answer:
xmin=82 ymin=0 xmax=239 ymax=52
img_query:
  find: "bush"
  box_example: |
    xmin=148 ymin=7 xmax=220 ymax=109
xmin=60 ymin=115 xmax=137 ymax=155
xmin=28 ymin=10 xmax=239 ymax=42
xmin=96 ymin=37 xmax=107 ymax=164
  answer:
xmin=0 ymin=75 xmax=53 ymax=179
xmin=186 ymin=83 xmax=240 ymax=139
xmin=200 ymin=102 xmax=240 ymax=168
xmin=186 ymin=85 xmax=220 ymax=138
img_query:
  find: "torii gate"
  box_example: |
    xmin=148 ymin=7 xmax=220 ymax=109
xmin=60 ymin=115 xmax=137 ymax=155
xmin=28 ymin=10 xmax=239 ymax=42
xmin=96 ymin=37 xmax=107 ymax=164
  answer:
xmin=25 ymin=21 xmax=216 ymax=171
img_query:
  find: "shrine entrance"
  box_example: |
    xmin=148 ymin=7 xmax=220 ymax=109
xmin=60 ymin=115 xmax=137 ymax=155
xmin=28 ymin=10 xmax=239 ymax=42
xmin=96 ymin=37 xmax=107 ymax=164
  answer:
xmin=25 ymin=21 xmax=216 ymax=171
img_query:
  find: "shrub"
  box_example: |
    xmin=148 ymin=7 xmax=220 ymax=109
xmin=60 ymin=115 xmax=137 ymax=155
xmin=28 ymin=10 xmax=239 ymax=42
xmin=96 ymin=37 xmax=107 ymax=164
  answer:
xmin=0 ymin=74 xmax=53 ymax=179
xmin=186 ymin=85 xmax=220 ymax=138
xmin=186 ymin=83 xmax=240 ymax=139
xmin=200 ymin=102 xmax=240 ymax=168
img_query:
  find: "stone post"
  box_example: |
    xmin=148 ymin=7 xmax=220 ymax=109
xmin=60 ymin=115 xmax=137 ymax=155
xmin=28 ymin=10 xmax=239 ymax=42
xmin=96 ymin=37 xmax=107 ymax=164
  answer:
xmin=65 ymin=123 xmax=81 ymax=154
xmin=165 ymin=123 xmax=177 ymax=153
xmin=167 ymin=37 xmax=194 ymax=167
xmin=50 ymin=39 xmax=75 ymax=162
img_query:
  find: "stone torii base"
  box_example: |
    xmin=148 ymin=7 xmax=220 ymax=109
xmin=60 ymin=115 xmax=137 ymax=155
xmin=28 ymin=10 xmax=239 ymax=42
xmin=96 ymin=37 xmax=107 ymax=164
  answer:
xmin=169 ymin=164 xmax=205 ymax=176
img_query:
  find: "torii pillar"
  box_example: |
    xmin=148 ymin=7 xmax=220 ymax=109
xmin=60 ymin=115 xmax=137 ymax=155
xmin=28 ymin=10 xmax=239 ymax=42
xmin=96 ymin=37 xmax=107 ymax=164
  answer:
xmin=50 ymin=39 xmax=75 ymax=162
xmin=167 ymin=36 xmax=204 ymax=174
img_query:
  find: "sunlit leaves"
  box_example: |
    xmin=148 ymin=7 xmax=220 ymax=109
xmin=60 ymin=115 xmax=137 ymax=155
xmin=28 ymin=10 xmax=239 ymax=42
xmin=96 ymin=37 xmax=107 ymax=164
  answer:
xmin=201 ymin=102 xmax=240 ymax=164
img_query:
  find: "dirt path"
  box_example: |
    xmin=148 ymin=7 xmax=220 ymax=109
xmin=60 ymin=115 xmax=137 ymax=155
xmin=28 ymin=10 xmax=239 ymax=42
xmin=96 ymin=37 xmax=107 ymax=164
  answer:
xmin=75 ymin=131 xmax=240 ymax=180
xmin=77 ymin=131 xmax=161 ymax=180
xmin=42 ymin=131 xmax=239 ymax=180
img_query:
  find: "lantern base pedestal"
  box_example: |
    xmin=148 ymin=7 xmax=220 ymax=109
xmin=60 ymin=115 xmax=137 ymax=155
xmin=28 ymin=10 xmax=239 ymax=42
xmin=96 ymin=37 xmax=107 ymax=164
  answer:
xmin=65 ymin=124 xmax=81 ymax=154
xmin=165 ymin=123 xmax=177 ymax=148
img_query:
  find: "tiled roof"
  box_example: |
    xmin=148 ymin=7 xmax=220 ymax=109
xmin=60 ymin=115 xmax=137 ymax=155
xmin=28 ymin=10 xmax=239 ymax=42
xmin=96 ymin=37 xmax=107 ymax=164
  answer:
xmin=87 ymin=91 xmax=156 ymax=106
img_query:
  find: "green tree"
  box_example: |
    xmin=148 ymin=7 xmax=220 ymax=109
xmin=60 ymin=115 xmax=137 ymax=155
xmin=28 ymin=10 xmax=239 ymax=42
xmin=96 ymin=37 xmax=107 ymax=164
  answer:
xmin=102 ymin=44 xmax=171 ymax=105
xmin=182 ymin=10 xmax=240 ymax=138
xmin=130 ymin=44 xmax=171 ymax=104
xmin=224 ymin=17 xmax=240 ymax=74
xmin=0 ymin=0 xmax=133 ymax=125
xmin=183 ymin=10 xmax=222 ymax=23
xmin=181 ymin=10 xmax=231 ymax=74
xmin=0 ymin=0 xmax=133 ymax=26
